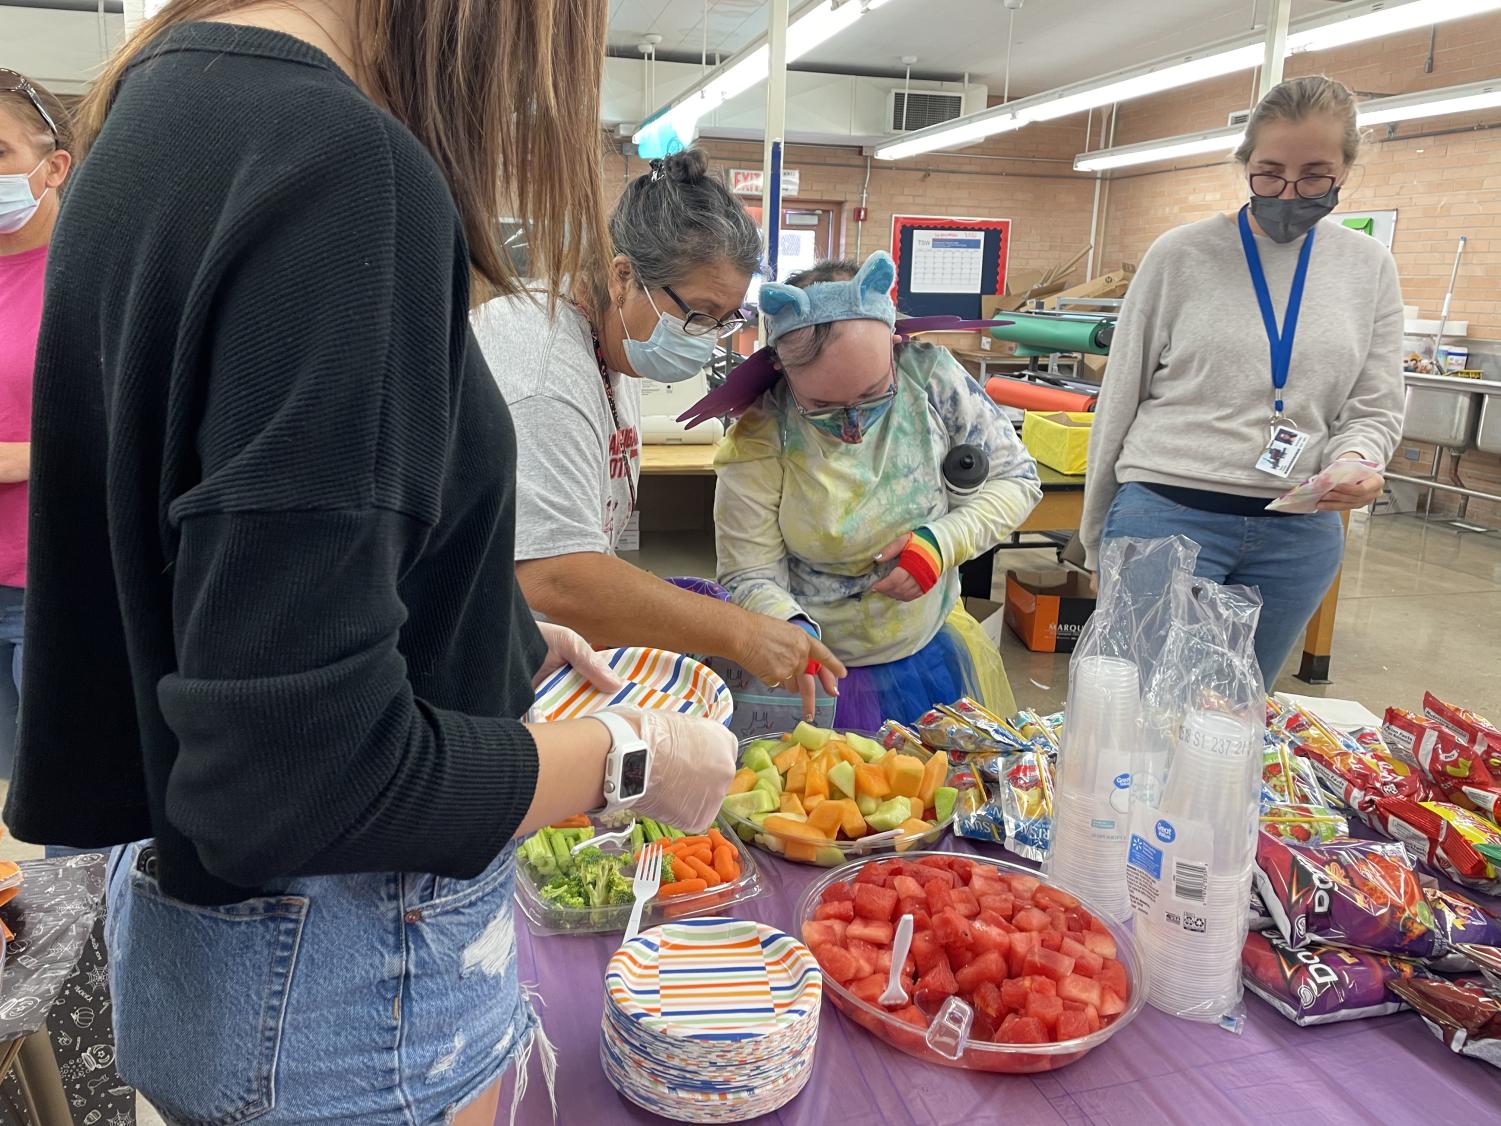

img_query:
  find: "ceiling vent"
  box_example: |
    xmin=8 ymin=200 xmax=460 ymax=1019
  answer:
xmin=1227 ymin=108 xmax=1252 ymax=128
xmin=889 ymin=90 xmax=966 ymax=132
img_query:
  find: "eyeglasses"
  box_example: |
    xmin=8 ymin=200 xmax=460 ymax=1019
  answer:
xmin=1249 ymin=172 xmax=1338 ymax=200
xmin=0 ymin=70 xmax=59 ymax=145
xmin=659 ymin=285 xmax=748 ymax=339
xmin=790 ymin=360 xmax=897 ymax=422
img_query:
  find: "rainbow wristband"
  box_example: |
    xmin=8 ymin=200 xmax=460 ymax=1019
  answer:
xmin=897 ymin=526 xmax=943 ymax=593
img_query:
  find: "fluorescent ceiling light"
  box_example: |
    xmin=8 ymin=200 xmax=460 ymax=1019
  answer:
xmin=1288 ymin=0 xmax=1501 ymax=54
xmin=879 ymin=0 xmax=1501 ymax=160
xmin=633 ymin=0 xmax=890 ymax=146
xmin=1072 ymin=77 xmax=1501 ymax=171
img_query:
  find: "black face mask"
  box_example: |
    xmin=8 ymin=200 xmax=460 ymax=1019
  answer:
xmin=1248 ymin=185 xmax=1341 ymax=244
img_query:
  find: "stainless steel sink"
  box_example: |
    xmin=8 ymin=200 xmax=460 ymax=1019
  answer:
xmin=1403 ymin=383 xmax=1479 ymax=447
xmin=1478 ymin=395 xmax=1501 ymax=456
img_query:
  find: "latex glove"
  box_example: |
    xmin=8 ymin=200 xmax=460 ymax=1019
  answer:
xmin=736 ymin=615 xmax=845 ymax=722
xmin=609 ymin=707 xmax=738 ymax=833
xmin=532 ymin=621 xmax=625 ymax=693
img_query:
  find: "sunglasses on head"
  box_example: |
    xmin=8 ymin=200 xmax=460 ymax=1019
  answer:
xmin=0 ymin=70 xmax=59 ymax=145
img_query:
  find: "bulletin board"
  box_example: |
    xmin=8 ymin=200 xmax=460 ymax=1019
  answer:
xmin=890 ymin=214 xmax=1011 ymax=319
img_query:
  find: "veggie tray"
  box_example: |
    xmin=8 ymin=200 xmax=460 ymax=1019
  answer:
xmin=720 ymin=723 xmax=962 ymax=866
xmin=515 ymin=814 xmax=761 ymax=935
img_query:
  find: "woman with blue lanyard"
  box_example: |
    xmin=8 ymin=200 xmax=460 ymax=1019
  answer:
xmin=1081 ymin=75 xmax=1405 ymax=688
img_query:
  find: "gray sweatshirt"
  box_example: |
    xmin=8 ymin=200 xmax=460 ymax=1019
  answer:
xmin=1081 ymin=212 xmax=1405 ymax=567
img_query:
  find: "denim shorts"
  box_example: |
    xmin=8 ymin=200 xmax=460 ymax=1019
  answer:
xmin=105 ymin=840 xmax=534 ymax=1125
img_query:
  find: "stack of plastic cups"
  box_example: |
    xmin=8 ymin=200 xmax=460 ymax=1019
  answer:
xmin=1048 ymin=656 xmax=1141 ymax=922
xmin=1141 ymin=709 xmax=1258 ymax=1019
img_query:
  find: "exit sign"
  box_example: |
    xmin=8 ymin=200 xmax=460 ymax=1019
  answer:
xmin=729 ymin=168 xmax=801 ymax=197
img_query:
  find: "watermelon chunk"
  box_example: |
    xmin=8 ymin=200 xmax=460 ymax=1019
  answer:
xmin=1023 ymin=945 xmax=1076 ymax=982
xmin=968 ymin=918 xmax=1012 ymax=957
xmin=913 ymin=959 xmax=960 ymax=1009
xmin=1058 ymin=973 xmax=1103 ymax=1009
xmin=1082 ymin=930 xmax=1118 ymax=960
xmin=849 ymin=973 xmax=890 ymax=1007
xmin=910 ymin=930 xmax=945 ymax=974
xmin=1005 ymin=873 xmax=1042 ymax=899
xmin=1099 ymin=958 xmax=1128 ymax=999
xmin=954 ymin=949 xmax=1007 ymax=993
xmin=924 ymin=878 xmax=953 ymax=915
xmin=948 ymin=857 xmax=975 ymax=882
xmin=913 ymin=862 xmax=958 ymax=888
xmin=854 ymin=865 xmax=888 ymax=887
xmin=800 ymin=920 xmax=846 ymax=949
xmin=1024 ymin=990 xmax=1064 ymax=1032
xmin=1013 ymin=907 xmax=1049 ymax=933
xmin=932 ymin=908 xmax=973 ymax=947
xmin=847 ymin=918 xmax=895 ymax=947
xmin=1084 ymin=1004 xmax=1102 ymax=1034
xmin=949 ymin=887 xmax=981 ymax=919
xmin=1007 ymin=931 xmax=1041 ymax=978
xmin=949 ymin=944 xmax=977 ymax=971
xmin=997 ymin=1015 xmax=1047 ymax=1044
xmin=973 ymin=979 xmax=1005 ymax=1022
xmin=1033 ymin=885 xmax=1080 ymax=910
xmin=890 ymin=1004 xmax=928 ymax=1029
xmin=1099 ymin=987 xmax=1126 ymax=1018
xmin=978 ymin=892 xmax=1015 ymax=919
xmin=821 ymin=882 xmax=855 ymax=904
xmin=1025 ymin=974 xmax=1057 ymax=998
xmin=1056 ymin=1009 xmax=1090 ymax=1041
xmin=815 ymin=900 xmax=854 ymax=922
xmin=1039 ymin=931 xmax=1063 ymax=952
xmin=999 ymin=976 xmax=1028 ymax=1013
xmin=854 ymin=882 xmax=899 ymax=922
xmin=891 ymin=874 xmax=926 ymax=900
xmin=816 ymin=945 xmax=860 ymax=984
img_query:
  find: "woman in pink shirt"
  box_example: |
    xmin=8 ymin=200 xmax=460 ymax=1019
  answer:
xmin=0 ymin=71 xmax=72 ymax=777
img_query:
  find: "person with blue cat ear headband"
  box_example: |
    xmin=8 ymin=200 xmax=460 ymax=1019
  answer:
xmin=710 ymin=251 xmax=1043 ymax=728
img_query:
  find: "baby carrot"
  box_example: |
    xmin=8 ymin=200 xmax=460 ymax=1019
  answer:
xmin=682 ymin=854 xmax=721 ymax=886
xmin=708 ymin=827 xmax=729 ymax=851
xmin=670 ymin=835 xmax=711 ymax=852
xmin=712 ymin=845 xmax=738 ymax=883
xmin=655 ymin=878 xmax=708 ymax=899
xmin=548 ymin=814 xmax=591 ymax=829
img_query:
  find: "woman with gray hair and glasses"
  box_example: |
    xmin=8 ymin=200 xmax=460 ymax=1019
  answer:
xmin=474 ymin=148 xmax=844 ymax=718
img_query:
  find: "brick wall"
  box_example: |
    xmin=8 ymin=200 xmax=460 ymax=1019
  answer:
xmin=1099 ymin=12 xmax=1501 ymax=342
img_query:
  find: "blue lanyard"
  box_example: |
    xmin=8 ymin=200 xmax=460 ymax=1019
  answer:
xmin=1237 ymin=205 xmax=1315 ymax=419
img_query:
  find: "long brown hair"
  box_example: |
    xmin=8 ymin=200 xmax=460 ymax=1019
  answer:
xmin=74 ymin=0 xmax=609 ymax=297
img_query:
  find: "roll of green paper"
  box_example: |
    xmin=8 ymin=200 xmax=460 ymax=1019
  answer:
xmin=989 ymin=313 xmax=1112 ymax=355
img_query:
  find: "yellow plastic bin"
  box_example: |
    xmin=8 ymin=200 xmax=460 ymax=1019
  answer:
xmin=1021 ymin=410 xmax=1094 ymax=475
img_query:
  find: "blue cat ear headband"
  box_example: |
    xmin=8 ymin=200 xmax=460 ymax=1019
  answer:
xmin=677 ymin=249 xmax=1010 ymax=428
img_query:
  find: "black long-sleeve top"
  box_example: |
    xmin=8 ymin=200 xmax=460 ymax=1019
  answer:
xmin=6 ymin=23 xmax=546 ymax=906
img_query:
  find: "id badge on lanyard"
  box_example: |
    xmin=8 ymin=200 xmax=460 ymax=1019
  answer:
xmin=1238 ymin=207 xmax=1315 ymax=480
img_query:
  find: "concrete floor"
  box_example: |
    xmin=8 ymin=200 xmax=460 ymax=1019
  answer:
xmin=1 ymin=510 xmax=1496 ymax=1124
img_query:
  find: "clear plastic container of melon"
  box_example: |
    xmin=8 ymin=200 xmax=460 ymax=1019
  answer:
xmin=795 ymin=852 xmax=1145 ymax=1072
xmin=719 ymin=724 xmax=962 ymax=866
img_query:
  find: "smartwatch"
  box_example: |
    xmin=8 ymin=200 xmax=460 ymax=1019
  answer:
xmin=590 ymin=711 xmax=652 ymax=815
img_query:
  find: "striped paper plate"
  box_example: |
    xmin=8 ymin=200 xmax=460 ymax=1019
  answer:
xmin=530 ymin=646 xmax=733 ymax=726
xmin=605 ymin=918 xmax=822 ymax=1038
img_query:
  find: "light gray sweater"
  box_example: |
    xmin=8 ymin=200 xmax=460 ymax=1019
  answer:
xmin=1081 ymin=212 xmax=1405 ymax=567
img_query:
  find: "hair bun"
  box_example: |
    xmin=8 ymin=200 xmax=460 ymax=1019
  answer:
xmin=661 ymin=148 xmax=710 ymax=184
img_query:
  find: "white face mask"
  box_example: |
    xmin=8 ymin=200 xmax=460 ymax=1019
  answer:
xmin=0 ymin=158 xmax=49 ymax=236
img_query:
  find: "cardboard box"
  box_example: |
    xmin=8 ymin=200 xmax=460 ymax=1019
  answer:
xmin=1003 ymin=570 xmax=1097 ymax=653
xmin=1040 ymin=263 xmax=1136 ymax=310
xmin=913 ymin=330 xmax=986 ymax=352
xmin=1021 ymin=411 xmax=1094 ymax=475
xmin=962 ymin=596 xmax=1008 ymax=649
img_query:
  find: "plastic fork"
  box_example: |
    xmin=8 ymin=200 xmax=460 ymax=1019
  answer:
xmin=623 ymin=842 xmax=664 ymax=944
xmin=573 ymin=822 xmax=635 ymax=855
xmin=880 ymin=913 xmax=916 ymax=1006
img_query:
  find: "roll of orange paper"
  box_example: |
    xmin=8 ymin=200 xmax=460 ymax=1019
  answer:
xmin=985 ymin=378 xmax=1097 ymax=413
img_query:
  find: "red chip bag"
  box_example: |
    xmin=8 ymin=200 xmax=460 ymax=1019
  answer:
xmin=1385 ymin=708 xmax=1501 ymax=822
xmin=1388 ymin=975 xmax=1501 ymax=1069
xmin=1371 ymin=797 xmax=1501 ymax=893
xmin=1423 ymin=693 xmax=1501 ymax=776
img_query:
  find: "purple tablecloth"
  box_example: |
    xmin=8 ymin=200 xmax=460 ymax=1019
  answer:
xmin=505 ymin=839 xmax=1501 ymax=1126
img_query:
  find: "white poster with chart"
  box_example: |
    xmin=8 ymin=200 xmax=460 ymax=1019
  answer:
xmin=909 ymin=230 xmax=986 ymax=294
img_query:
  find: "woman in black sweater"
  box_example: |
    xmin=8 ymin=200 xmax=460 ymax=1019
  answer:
xmin=7 ymin=2 xmax=735 ymax=1122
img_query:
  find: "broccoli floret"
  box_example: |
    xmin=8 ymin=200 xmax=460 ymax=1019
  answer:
xmin=538 ymin=875 xmax=587 ymax=910
xmin=659 ymin=854 xmax=675 ymax=886
xmin=602 ymin=868 xmax=635 ymax=906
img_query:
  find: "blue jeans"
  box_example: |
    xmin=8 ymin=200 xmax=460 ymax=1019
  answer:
xmin=106 ymin=840 xmax=537 ymax=1124
xmin=1101 ymin=484 xmax=1345 ymax=687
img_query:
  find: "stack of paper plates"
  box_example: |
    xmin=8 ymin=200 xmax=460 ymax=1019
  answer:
xmin=531 ymin=646 xmax=733 ymax=726
xmin=600 ymin=918 xmax=822 ymax=1122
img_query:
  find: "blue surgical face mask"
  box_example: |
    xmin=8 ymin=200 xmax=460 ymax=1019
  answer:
xmin=618 ymin=287 xmax=719 ymax=383
xmin=805 ymin=397 xmax=894 ymax=445
xmin=0 ymin=158 xmax=48 ymax=236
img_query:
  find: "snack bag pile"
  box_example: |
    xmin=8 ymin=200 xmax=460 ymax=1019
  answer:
xmin=1389 ymin=975 xmax=1501 ymax=1069
xmin=1241 ymin=931 xmax=1417 ymax=1026
xmin=1276 ymin=706 xmax=1434 ymax=823
xmin=1384 ymin=707 xmax=1501 ymax=821
xmin=1370 ymin=798 xmax=1501 ymax=895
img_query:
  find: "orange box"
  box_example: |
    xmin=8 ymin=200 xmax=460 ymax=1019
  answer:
xmin=1003 ymin=570 xmax=1096 ymax=653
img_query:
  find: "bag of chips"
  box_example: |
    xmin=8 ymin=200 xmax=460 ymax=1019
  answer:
xmin=1259 ymin=803 xmax=1348 ymax=844
xmin=1282 ymin=708 xmax=1435 ymax=825
xmin=1423 ymin=693 xmax=1501 ymax=776
xmin=1254 ymin=832 xmax=1442 ymax=959
xmin=952 ymin=754 xmax=1007 ymax=846
xmin=1241 ymin=931 xmax=1416 ymax=1026
xmin=1371 ymin=797 xmax=1501 ymax=894
xmin=1427 ymin=889 xmax=1501 ymax=971
xmin=1388 ymin=975 xmax=1501 ymax=1069
xmin=914 ymin=700 xmax=1030 ymax=754
xmin=1454 ymin=943 xmax=1501 ymax=991
xmin=1261 ymin=741 xmax=1326 ymax=807
xmin=1383 ymin=708 xmax=1501 ymax=821
xmin=996 ymin=750 xmax=1053 ymax=862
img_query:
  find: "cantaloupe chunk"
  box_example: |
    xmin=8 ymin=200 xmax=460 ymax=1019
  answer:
xmin=837 ymin=799 xmax=868 ymax=839
xmin=780 ymin=792 xmax=807 ymax=817
xmin=808 ymin=800 xmax=845 ymax=837
xmin=764 ymin=814 xmax=830 ymax=844
xmin=888 ymin=754 xmax=925 ymax=798
xmin=773 ymin=744 xmax=806 ymax=774
xmin=784 ymin=839 xmax=820 ymax=863
xmin=727 ymin=768 xmax=758 ymax=796
xmin=832 ymin=742 xmax=863 ymax=768
xmin=893 ymin=817 xmax=935 ymax=852
xmin=786 ymin=758 xmax=808 ymax=794
xmin=805 ymin=761 xmax=829 ymax=801
xmin=855 ymin=762 xmax=891 ymax=800
xmin=918 ymin=750 xmax=949 ymax=806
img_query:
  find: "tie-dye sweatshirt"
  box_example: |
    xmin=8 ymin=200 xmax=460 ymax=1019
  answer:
xmin=715 ymin=342 xmax=1041 ymax=667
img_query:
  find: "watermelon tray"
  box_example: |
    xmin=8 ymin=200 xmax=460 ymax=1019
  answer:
xmin=794 ymin=851 xmax=1146 ymax=1072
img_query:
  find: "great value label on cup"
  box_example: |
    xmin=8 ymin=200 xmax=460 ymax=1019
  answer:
xmin=1126 ymin=814 xmax=1227 ymax=936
